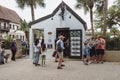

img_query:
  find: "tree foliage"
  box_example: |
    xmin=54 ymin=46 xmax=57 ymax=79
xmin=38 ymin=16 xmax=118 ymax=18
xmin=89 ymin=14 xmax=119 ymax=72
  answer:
xmin=107 ymin=4 xmax=120 ymax=28
xmin=20 ymin=19 xmax=29 ymax=32
xmin=15 ymin=0 xmax=45 ymax=21
xmin=20 ymin=20 xmax=29 ymax=41
xmin=94 ymin=0 xmax=120 ymax=31
xmin=16 ymin=0 xmax=45 ymax=9
xmin=75 ymin=0 xmax=105 ymax=36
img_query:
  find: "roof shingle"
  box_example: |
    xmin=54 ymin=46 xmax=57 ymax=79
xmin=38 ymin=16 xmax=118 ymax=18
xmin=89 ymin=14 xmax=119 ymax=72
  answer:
xmin=0 ymin=5 xmax=21 ymax=24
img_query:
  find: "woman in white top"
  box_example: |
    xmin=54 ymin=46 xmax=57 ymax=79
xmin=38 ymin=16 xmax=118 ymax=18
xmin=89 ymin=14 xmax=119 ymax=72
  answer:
xmin=33 ymin=39 xmax=41 ymax=66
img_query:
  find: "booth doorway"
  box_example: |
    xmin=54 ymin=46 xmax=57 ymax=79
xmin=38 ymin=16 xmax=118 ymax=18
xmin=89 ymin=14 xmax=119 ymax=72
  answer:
xmin=56 ymin=28 xmax=70 ymax=39
xmin=56 ymin=28 xmax=82 ymax=59
xmin=56 ymin=28 xmax=70 ymax=58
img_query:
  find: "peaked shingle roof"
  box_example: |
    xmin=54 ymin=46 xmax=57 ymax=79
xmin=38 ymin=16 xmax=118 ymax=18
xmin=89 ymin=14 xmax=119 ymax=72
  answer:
xmin=29 ymin=1 xmax=87 ymax=30
xmin=0 ymin=5 xmax=21 ymax=24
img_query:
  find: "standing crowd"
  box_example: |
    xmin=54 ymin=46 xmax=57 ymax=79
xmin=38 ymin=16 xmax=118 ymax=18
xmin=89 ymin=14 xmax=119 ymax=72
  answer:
xmin=0 ymin=39 xmax=17 ymax=65
xmin=33 ymin=34 xmax=66 ymax=69
xmin=0 ymin=34 xmax=105 ymax=69
xmin=83 ymin=35 xmax=105 ymax=65
xmin=0 ymin=39 xmax=29 ymax=65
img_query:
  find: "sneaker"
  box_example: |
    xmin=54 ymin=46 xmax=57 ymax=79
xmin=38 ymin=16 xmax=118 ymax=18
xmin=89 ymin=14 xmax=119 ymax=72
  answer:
xmin=57 ymin=66 xmax=62 ymax=69
xmin=97 ymin=61 xmax=99 ymax=64
xmin=61 ymin=64 xmax=65 ymax=67
xmin=55 ymin=60 xmax=58 ymax=62
xmin=84 ymin=63 xmax=88 ymax=65
xmin=35 ymin=63 xmax=40 ymax=66
xmin=33 ymin=62 xmax=35 ymax=64
xmin=37 ymin=64 xmax=40 ymax=66
xmin=100 ymin=61 xmax=104 ymax=64
xmin=1 ymin=62 xmax=4 ymax=64
xmin=89 ymin=61 xmax=92 ymax=64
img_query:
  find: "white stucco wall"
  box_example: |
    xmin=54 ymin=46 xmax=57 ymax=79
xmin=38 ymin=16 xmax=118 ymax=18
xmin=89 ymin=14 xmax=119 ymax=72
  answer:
xmin=31 ymin=9 xmax=85 ymax=44
xmin=0 ymin=21 xmax=25 ymax=41
xmin=8 ymin=22 xmax=26 ymax=41
xmin=30 ymin=7 xmax=86 ymax=59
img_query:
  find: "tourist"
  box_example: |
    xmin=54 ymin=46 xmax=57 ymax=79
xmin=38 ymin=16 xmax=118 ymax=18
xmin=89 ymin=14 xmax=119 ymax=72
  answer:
xmin=10 ymin=39 xmax=17 ymax=61
xmin=54 ymin=34 xmax=60 ymax=62
xmin=56 ymin=35 xmax=65 ymax=69
xmin=41 ymin=42 xmax=47 ymax=67
xmin=21 ymin=40 xmax=27 ymax=56
xmin=83 ymin=42 xmax=90 ymax=65
xmin=95 ymin=35 xmax=105 ymax=64
xmin=0 ymin=41 xmax=5 ymax=64
xmin=33 ymin=39 xmax=41 ymax=66
xmin=89 ymin=37 xmax=96 ymax=64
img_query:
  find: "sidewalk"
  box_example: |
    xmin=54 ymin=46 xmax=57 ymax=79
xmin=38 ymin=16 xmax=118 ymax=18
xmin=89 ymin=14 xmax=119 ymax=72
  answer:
xmin=0 ymin=57 xmax=120 ymax=80
xmin=0 ymin=50 xmax=120 ymax=80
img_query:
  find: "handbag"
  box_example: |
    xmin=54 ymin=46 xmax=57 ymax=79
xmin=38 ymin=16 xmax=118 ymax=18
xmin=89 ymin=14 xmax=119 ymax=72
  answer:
xmin=52 ymin=51 xmax=57 ymax=57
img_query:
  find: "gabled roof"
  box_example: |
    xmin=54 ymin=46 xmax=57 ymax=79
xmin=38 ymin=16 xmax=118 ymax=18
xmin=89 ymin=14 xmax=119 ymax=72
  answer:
xmin=29 ymin=1 xmax=87 ymax=30
xmin=0 ymin=5 xmax=21 ymax=24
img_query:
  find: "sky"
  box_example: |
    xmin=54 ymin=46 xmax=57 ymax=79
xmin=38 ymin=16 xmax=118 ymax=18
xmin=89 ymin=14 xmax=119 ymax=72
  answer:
xmin=0 ymin=0 xmax=114 ymax=29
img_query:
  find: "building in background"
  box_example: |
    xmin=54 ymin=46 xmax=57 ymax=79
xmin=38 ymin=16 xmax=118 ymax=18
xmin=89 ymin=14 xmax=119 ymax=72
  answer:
xmin=0 ymin=5 xmax=25 ymax=41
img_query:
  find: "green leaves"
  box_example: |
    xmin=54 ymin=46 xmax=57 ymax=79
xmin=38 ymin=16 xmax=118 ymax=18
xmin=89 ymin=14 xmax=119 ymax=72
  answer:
xmin=15 ymin=0 xmax=45 ymax=21
xmin=16 ymin=0 xmax=45 ymax=8
xmin=94 ymin=0 xmax=120 ymax=32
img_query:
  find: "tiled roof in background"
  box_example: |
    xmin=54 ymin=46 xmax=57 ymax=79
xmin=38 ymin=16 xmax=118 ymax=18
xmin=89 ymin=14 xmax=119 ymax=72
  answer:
xmin=0 ymin=5 xmax=21 ymax=24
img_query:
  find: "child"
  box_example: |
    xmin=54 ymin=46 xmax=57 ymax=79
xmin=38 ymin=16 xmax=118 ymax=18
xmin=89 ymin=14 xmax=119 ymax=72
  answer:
xmin=41 ymin=43 xmax=47 ymax=67
xmin=89 ymin=37 xmax=96 ymax=64
xmin=83 ymin=42 xmax=90 ymax=65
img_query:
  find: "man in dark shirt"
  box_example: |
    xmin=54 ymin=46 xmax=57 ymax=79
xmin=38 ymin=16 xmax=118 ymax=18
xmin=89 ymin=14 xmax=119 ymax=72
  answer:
xmin=10 ymin=39 xmax=17 ymax=61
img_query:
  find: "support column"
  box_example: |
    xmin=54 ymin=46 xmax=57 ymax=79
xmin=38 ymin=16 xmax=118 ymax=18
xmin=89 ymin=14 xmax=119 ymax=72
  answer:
xmin=29 ymin=28 xmax=34 ymax=59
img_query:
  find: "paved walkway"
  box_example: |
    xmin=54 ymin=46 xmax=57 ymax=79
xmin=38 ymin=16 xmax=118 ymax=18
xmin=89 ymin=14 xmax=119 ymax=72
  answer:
xmin=0 ymin=50 xmax=120 ymax=80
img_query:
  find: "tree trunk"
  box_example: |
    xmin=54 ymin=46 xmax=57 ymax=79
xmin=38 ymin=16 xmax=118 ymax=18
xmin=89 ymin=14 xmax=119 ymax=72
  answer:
xmin=30 ymin=4 xmax=35 ymax=21
xmin=103 ymin=0 xmax=108 ymax=38
xmin=90 ymin=8 xmax=94 ymax=36
xmin=114 ymin=32 xmax=115 ymax=38
xmin=25 ymin=31 xmax=29 ymax=41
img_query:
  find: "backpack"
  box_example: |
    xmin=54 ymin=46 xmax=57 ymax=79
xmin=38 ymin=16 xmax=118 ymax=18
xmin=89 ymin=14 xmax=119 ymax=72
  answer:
xmin=57 ymin=41 xmax=63 ymax=52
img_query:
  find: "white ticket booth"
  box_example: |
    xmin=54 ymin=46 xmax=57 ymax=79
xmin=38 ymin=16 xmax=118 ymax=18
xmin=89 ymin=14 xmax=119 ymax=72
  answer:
xmin=29 ymin=1 xmax=87 ymax=59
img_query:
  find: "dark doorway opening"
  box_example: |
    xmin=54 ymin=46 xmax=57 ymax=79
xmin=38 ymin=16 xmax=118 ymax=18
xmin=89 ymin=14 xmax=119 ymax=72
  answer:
xmin=56 ymin=28 xmax=70 ymax=58
xmin=56 ymin=28 xmax=69 ymax=40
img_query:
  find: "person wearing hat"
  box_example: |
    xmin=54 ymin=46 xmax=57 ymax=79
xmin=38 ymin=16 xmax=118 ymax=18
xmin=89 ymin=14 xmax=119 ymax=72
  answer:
xmin=56 ymin=35 xmax=65 ymax=69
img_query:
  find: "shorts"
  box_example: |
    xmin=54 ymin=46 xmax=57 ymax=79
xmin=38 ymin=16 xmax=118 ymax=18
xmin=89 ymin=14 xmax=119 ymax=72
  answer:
xmin=83 ymin=52 xmax=90 ymax=58
xmin=57 ymin=51 xmax=63 ymax=59
xmin=83 ymin=55 xmax=87 ymax=58
xmin=96 ymin=49 xmax=104 ymax=55
xmin=90 ymin=47 xmax=96 ymax=57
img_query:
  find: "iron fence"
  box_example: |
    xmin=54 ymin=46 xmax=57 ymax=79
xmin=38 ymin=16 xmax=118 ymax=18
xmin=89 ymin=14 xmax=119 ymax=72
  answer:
xmin=106 ymin=38 xmax=120 ymax=50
